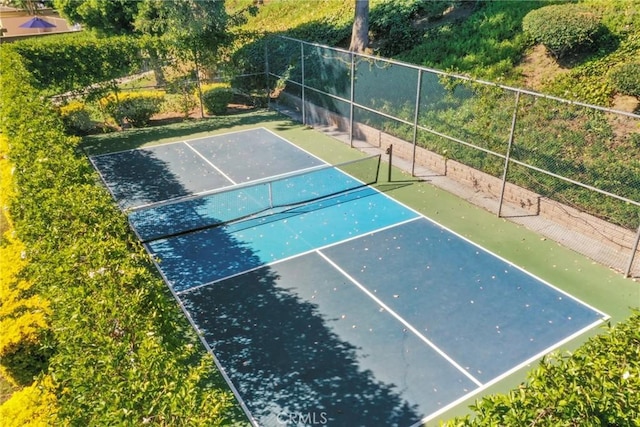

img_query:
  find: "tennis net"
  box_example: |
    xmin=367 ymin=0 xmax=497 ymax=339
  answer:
xmin=128 ymin=154 xmax=381 ymax=243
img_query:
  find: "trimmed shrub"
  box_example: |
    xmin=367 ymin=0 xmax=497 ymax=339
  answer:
xmin=200 ymin=83 xmax=233 ymax=115
xmin=609 ymin=62 xmax=640 ymax=98
xmin=57 ymin=101 xmax=93 ymax=135
xmin=447 ymin=311 xmax=640 ymax=425
xmin=100 ymin=90 xmax=165 ymax=127
xmin=0 ymin=375 xmax=58 ymax=426
xmin=8 ymin=33 xmax=144 ymax=95
xmin=0 ymin=135 xmax=52 ymax=387
xmin=523 ymin=4 xmax=601 ymax=59
xmin=1 ymin=47 xmax=236 ymax=425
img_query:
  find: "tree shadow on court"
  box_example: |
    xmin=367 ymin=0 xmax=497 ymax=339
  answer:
xmin=181 ymin=263 xmax=423 ymax=427
xmin=143 ymin=199 xmax=425 ymax=425
xmin=92 ymin=135 xmax=424 ymax=425
xmin=91 ymin=149 xmax=194 ymax=208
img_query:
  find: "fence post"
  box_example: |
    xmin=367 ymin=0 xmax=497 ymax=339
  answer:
xmin=411 ymin=69 xmax=422 ymax=176
xmin=349 ymin=52 xmax=355 ymax=148
xmin=264 ymin=42 xmax=270 ymax=110
xmin=498 ymin=90 xmax=521 ymax=217
xmin=625 ymin=223 xmax=640 ymax=277
xmin=301 ymin=41 xmax=306 ymax=126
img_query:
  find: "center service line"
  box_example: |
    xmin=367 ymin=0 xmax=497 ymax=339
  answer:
xmin=316 ymin=250 xmax=484 ymax=388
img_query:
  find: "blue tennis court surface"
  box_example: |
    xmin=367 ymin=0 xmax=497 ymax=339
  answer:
xmin=90 ymin=128 xmax=607 ymax=427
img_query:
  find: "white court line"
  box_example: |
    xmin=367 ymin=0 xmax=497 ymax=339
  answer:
xmin=174 ymin=216 xmax=422 ymax=297
xmin=143 ymin=243 xmax=260 ymax=427
xmin=128 ymin=156 xmax=339 ymax=212
xmin=369 ymin=188 xmax=610 ymax=319
xmin=87 ymin=127 xmax=273 ymax=157
xmin=184 ymin=141 xmax=237 ymax=185
xmin=412 ymin=317 xmax=606 ymax=427
xmin=317 ymin=250 xmax=484 ymax=388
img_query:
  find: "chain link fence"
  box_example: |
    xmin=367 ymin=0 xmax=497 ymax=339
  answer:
xmin=262 ymin=36 xmax=640 ymax=277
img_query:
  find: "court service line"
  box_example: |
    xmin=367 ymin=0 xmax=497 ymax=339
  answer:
xmin=317 ymin=250 xmax=484 ymax=388
xmin=413 ymin=317 xmax=606 ymax=427
xmin=184 ymin=141 xmax=237 ymax=185
xmin=174 ymin=216 xmax=422 ymax=297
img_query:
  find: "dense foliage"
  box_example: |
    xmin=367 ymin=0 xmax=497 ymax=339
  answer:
xmin=54 ymin=0 xmax=140 ymax=35
xmin=395 ymin=0 xmax=542 ymax=81
xmin=8 ymin=33 xmax=144 ymax=95
xmin=448 ymin=312 xmax=640 ymax=426
xmin=0 ymin=1 xmax=638 ymax=425
xmin=368 ymin=0 xmax=454 ymax=56
xmin=609 ymin=62 xmax=640 ymax=99
xmin=0 ymin=135 xmax=53 ymax=389
xmin=200 ymin=83 xmax=234 ymax=115
xmin=100 ymin=90 xmax=166 ymax=127
xmin=0 ymin=47 xmax=239 ymax=425
xmin=522 ymin=3 xmax=602 ymax=59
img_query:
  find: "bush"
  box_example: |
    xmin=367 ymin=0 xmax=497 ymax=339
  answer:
xmin=100 ymin=90 xmax=165 ymax=127
xmin=1 ymin=47 xmax=236 ymax=425
xmin=0 ymin=135 xmax=52 ymax=387
xmin=447 ymin=311 xmax=640 ymax=426
xmin=8 ymin=33 xmax=145 ymax=95
xmin=199 ymin=83 xmax=233 ymax=115
xmin=57 ymin=101 xmax=93 ymax=135
xmin=609 ymin=62 xmax=640 ymax=98
xmin=370 ymin=0 xmax=454 ymax=56
xmin=523 ymin=4 xmax=601 ymax=59
xmin=0 ymin=376 xmax=58 ymax=426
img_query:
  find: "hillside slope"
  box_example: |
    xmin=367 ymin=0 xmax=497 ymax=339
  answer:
xmin=229 ymin=0 xmax=640 ymax=111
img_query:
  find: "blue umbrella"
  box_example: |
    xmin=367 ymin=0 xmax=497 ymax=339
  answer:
xmin=19 ymin=17 xmax=56 ymax=29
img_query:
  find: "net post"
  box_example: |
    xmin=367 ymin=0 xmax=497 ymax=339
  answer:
xmin=386 ymin=144 xmax=393 ymax=182
xmin=625 ymin=223 xmax=640 ymax=277
xmin=498 ymin=90 xmax=521 ymax=218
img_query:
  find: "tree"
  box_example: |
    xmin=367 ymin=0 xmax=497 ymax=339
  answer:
xmin=135 ymin=0 xmax=230 ymax=117
xmin=53 ymin=0 xmax=141 ymax=36
xmin=1 ymin=0 xmax=54 ymax=15
xmin=350 ymin=0 xmax=369 ymax=52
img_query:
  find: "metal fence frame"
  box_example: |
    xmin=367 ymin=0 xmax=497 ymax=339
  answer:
xmin=263 ymin=36 xmax=640 ymax=277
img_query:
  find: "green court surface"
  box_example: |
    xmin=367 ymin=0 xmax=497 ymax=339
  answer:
xmin=84 ymin=109 xmax=639 ymax=425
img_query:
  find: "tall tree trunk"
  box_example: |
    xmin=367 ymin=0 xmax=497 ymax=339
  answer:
xmin=349 ymin=0 xmax=369 ymax=52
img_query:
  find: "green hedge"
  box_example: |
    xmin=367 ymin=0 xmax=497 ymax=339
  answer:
xmin=57 ymin=101 xmax=94 ymax=135
xmin=448 ymin=311 xmax=640 ymax=426
xmin=200 ymin=83 xmax=233 ymax=115
xmin=0 ymin=47 xmax=238 ymax=425
xmin=523 ymin=4 xmax=602 ymax=59
xmin=100 ymin=90 xmax=166 ymax=127
xmin=7 ymin=33 xmax=145 ymax=95
xmin=610 ymin=62 xmax=640 ymax=98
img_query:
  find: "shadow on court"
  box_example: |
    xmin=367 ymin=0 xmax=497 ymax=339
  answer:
xmin=91 ymin=149 xmax=190 ymax=207
xmin=182 ymin=265 xmax=423 ymax=427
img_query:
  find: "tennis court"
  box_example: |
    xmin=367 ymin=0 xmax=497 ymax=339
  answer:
xmin=90 ymin=127 xmax=608 ymax=427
